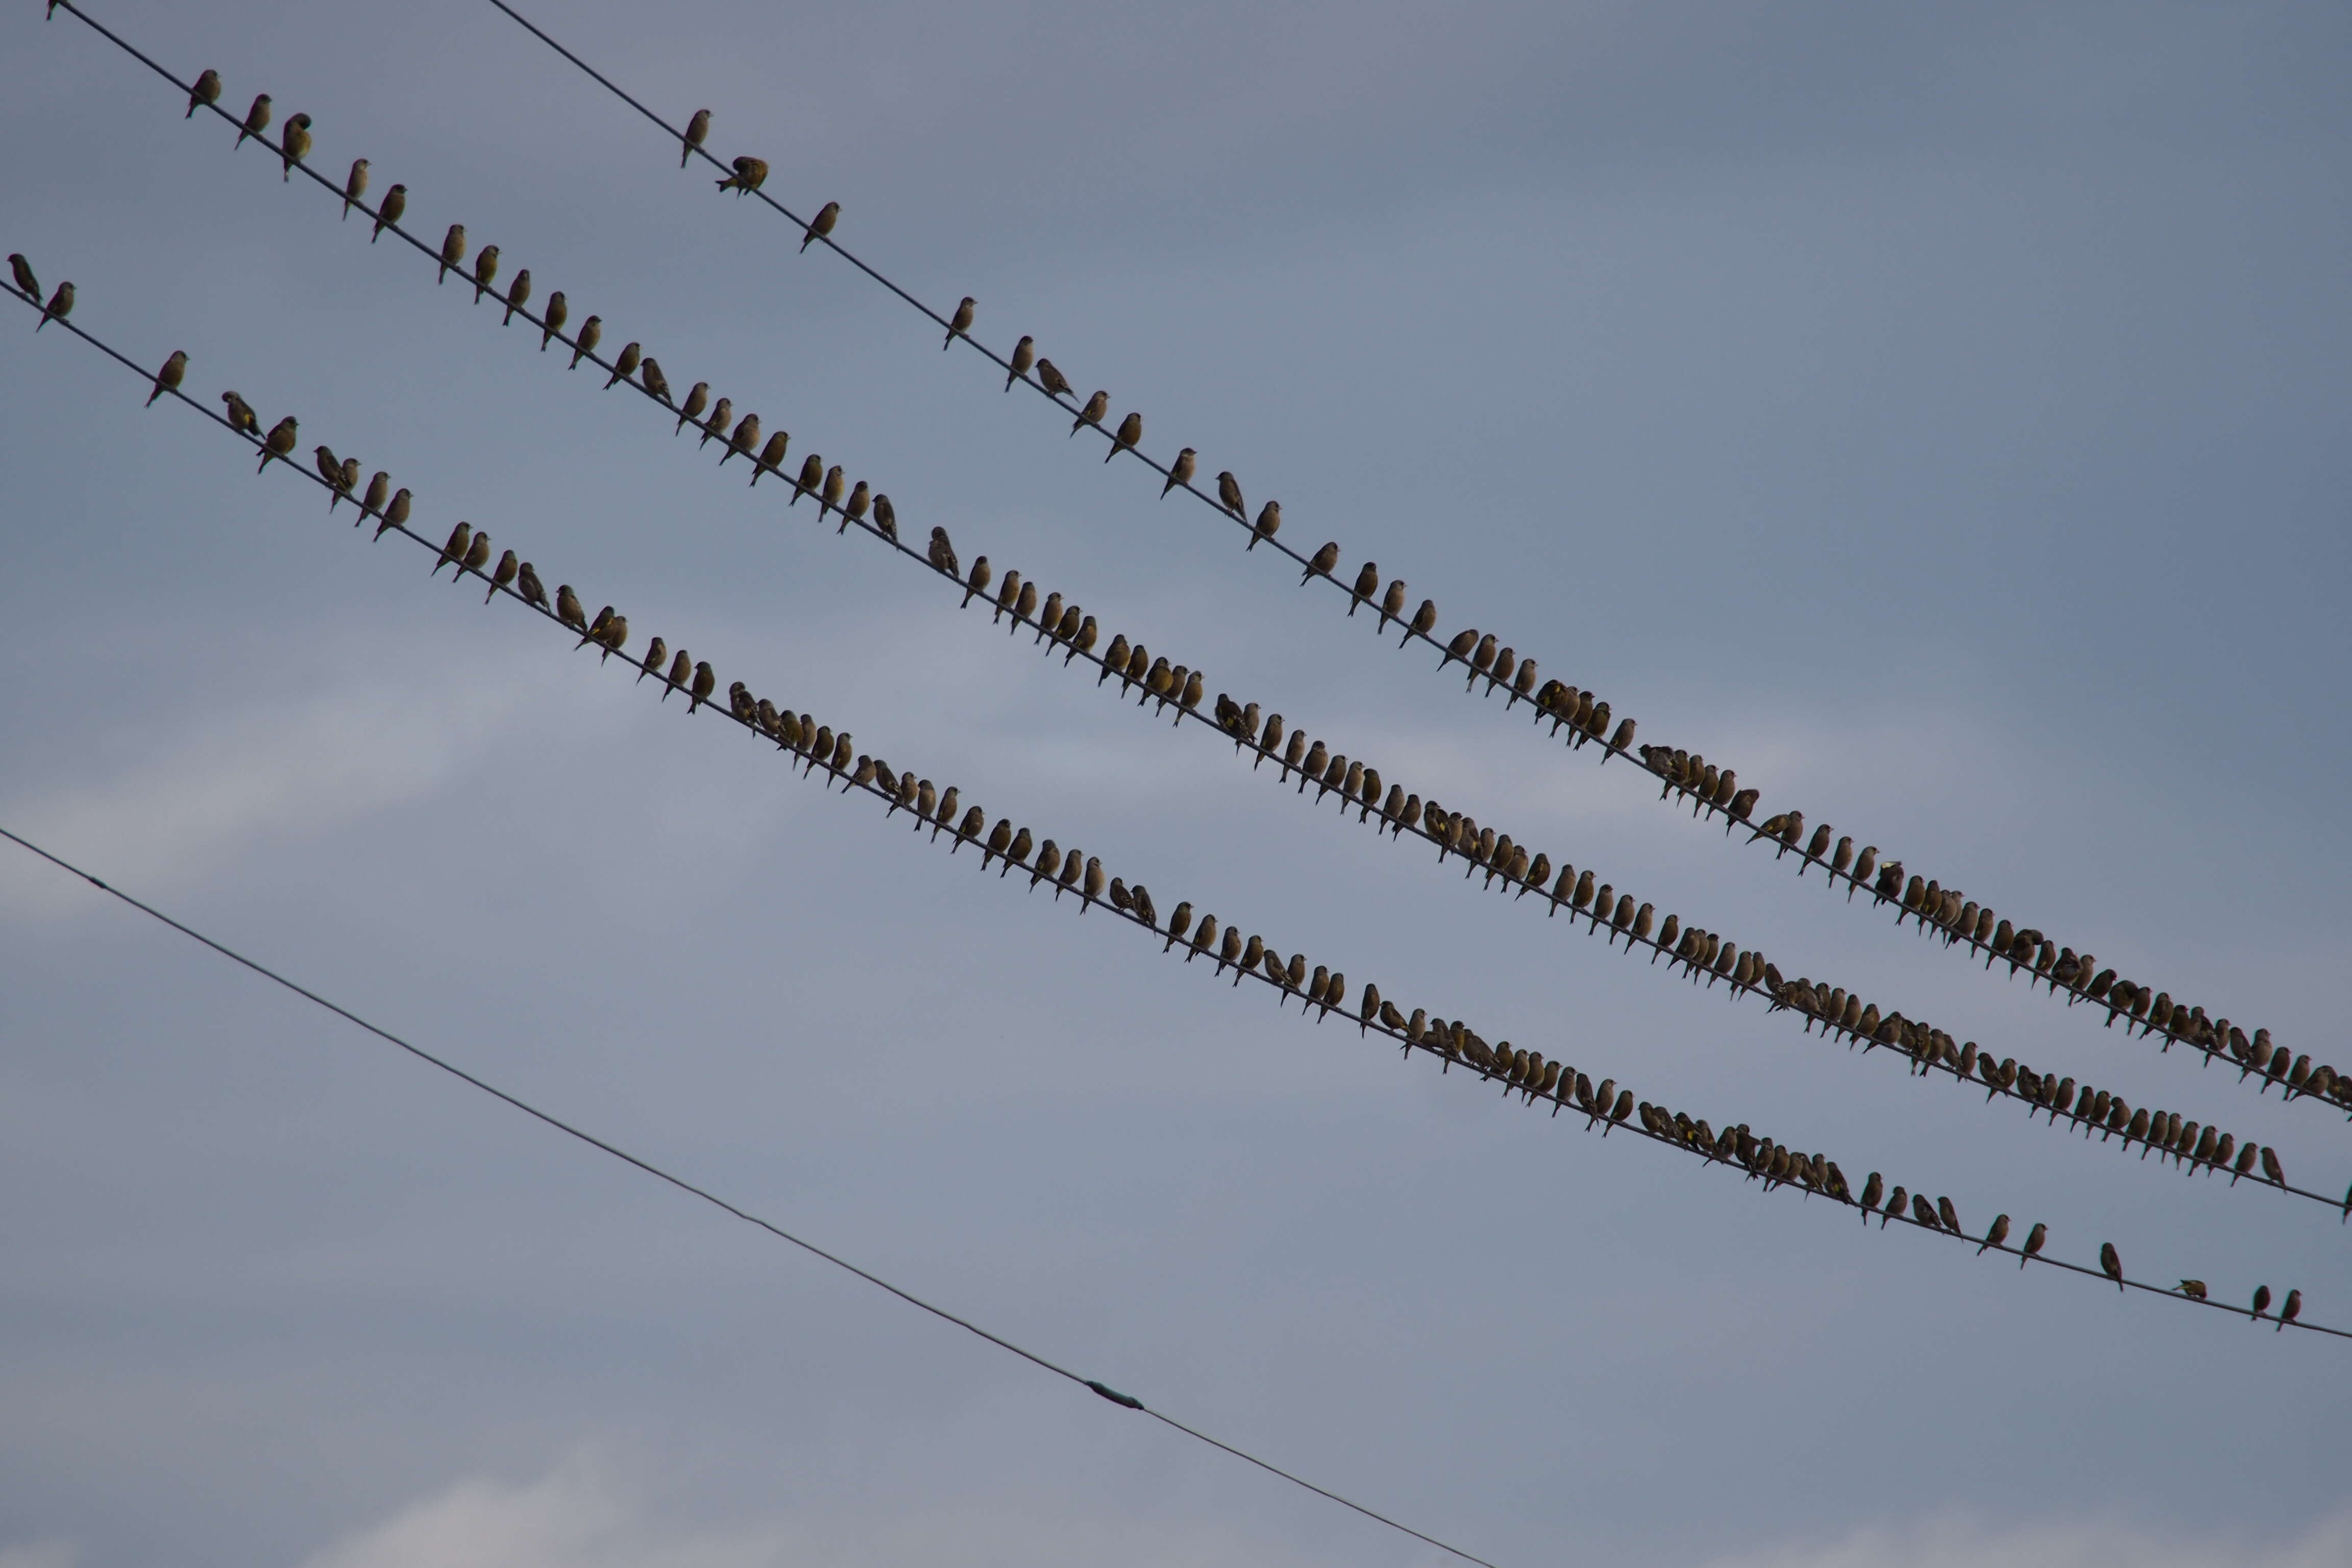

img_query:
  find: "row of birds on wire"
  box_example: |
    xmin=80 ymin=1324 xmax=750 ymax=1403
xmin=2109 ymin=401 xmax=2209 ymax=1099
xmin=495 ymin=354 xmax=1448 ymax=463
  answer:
xmin=116 ymin=46 xmax=2309 ymax=1106
xmin=17 ymin=233 xmax=2343 ymax=1219
xmin=13 ymin=271 xmax=2337 ymax=1340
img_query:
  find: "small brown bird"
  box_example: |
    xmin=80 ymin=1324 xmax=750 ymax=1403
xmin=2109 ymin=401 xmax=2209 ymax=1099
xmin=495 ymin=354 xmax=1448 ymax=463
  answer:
xmin=818 ymin=466 xmax=845 ymax=518
xmin=689 ymin=660 xmax=716 ymax=712
xmin=376 ymin=487 xmax=413 ymax=542
xmin=961 ymin=556 xmax=992 ymax=607
xmin=639 ymin=357 xmax=670 ymax=403
xmin=801 ymin=201 xmax=840 ymax=251
xmin=1160 ymin=447 xmax=1197 ymax=498
xmin=235 ymin=93 xmax=272 ymax=150
xmin=578 ymin=605 xmax=611 ymax=650
xmin=540 ymin=291 xmax=569 ymax=352
xmin=838 ymin=479 xmax=870 ymax=532
xmin=873 ymin=494 xmax=897 ymax=543
xmin=1004 ymin=335 xmax=1035 ymax=390
xmin=1214 ymin=471 xmax=1246 ymax=519
xmin=436 ymin=224 xmax=467 ymax=285
xmin=1301 ymin=541 xmax=1340 ymax=583
xmin=7 ymin=253 xmax=36 ymax=302
xmin=1035 ymin=358 xmax=1074 ymax=398
xmin=312 ymin=444 xmax=344 ymax=500
xmin=656 ymin=648 xmax=691 ymax=700
xmin=1106 ymin=411 xmax=1142 ymax=462
xmin=788 ymin=454 xmax=824 ymax=503
xmin=501 ymin=268 xmax=533 ymax=326
xmin=2099 ymin=1241 xmax=2124 ymax=1291
xmin=553 ymin=583 xmax=585 ymax=632
xmin=675 ymin=382 xmax=709 ymax=435
xmin=714 ymin=411 xmax=762 ymax=468
xmin=604 ymin=341 xmax=642 ymax=389
xmin=1250 ymin=501 xmax=1282 ymax=550
xmin=717 ymin=156 xmax=768 ymax=194
xmin=747 ymin=431 xmax=792 ymax=486
xmin=928 ymin=527 xmax=958 ymax=578
xmin=2278 ymin=1288 xmax=2301 ymax=1331
xmin=35 ymin=280 xmax=72 ymax=332
xmin=279 ymin=112 xmax=311 ymax=180
xmin=635 ymin=637 xmax=667 ymax=683
xmin=186 ymin=69 xmax=222 ymax=119
xmin=1070 ymin=389 xmax=1108 ymax=433
xmin=943 ymin=296 xmax=975 ymax=350
xmin=697 ymin=397 xmax=732 ymax=450
xmin=357 ymin=470 xmax=389 ymax=525
xmin=145 ymin=349 xmax=187 ymax=408
xmin=2177 ymin=1279 xmax=2207 ymax=1301
xmin=2021 ymin=1220 xmax=2046 ymax=1266
xmin=486 ymin=549 xmax=519 ymax=602
xmin=514 ymin=559 xmax=547 ymax=608
xmin=459 ymin=530 xmax=493 ymax=581
xmin=680 ymin=108 xmax=711 ymax=168
xmin=256 ymin=415 xmax=298 ymax=472
xmin=434 ymin=522 xmax=475 ymax=578
xmin=2250 ymin=1283 xmax=2272 ymax=1320
xmin=340 ymin=158 xmax=370 ymax=219
xmin=568 ymin=316 xmax=603 ymax=370
xmin=371 ymin=183 xmax=405 ymax=243
xmin=1348 ymin=562 xmax=1379 ymax=615
xmin=471 ymin=244 xmax=501 ymax=304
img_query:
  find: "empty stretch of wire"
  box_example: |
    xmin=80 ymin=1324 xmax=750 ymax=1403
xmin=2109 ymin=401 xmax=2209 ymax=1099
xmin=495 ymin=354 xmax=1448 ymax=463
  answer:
xmin=14 ymin=286 xmax=2338 ymax=1338
xmin=286 ymin=0 xmax=2322 ymax=1102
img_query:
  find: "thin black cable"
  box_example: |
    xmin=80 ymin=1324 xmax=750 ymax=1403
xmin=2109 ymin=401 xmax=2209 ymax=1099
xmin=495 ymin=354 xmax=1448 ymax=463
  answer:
xmin=434 ymin=0 xmax=2316 ymax=1097
xmin=11 ymin=273 xmax=2344 ymax=1340
xmin=0 ymin=825 xmax=1504 ymax=1568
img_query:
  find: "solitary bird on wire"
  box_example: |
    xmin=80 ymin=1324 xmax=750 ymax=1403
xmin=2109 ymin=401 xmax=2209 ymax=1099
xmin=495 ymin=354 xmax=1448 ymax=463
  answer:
xmin=35 ymin=280 xmax=72 ymax=331
xmin=1005 ymin=335 xmax=1035 ymax=389
xmin=437 ymin=224 xmax=467 ymax=285
xmin=371 ymin=183 xmax=405 ymax=243
xmin=1161 ymin=448 xmax=1195 ymax=496
xmin=256 ymin=415 xmax=298 ymax=472
xmin=235 ymin=92 xmax=272 ymax=150
xmin=944 ymin=296 xmax=975 ymax=349
xmin=717 ymin=156 xmax=768 ymax=194
xmin=145 ymin=349 xmax=186 ymax=407
xmin=801 ymin=201 xmax=839 ymax=251
xmin=8 ymin=253 xmax=37 ymax=301
xmin=1036 ymin=358 xmax=1073 ymax=398
xmin=278 ymin=112 xmax=311 ymax=179
xmin=1106 ymin=411 xmax=1142 ymax=461
xmin=680 ymin=108 xmax=710 ymax=167
xmin=340 ymin=158 xmax=369 ymax=218
xmin=1070 ymin=389 xmax=1108 ymax=433
xmin=186 ymin=68 xmax=220 ymax=118
xmin=2100 ymin=1242 xmax=2124 ymax=1291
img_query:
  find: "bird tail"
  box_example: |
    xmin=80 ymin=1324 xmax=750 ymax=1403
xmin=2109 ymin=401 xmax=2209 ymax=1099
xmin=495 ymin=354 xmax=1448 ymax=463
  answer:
xmin=145 ymin=386 xmax=164 ymax=408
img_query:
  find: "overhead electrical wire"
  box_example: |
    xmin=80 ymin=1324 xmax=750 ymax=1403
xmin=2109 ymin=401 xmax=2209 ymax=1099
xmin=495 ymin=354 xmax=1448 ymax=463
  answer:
xmin=9 ymin=280 xmax=2341 ymax=1339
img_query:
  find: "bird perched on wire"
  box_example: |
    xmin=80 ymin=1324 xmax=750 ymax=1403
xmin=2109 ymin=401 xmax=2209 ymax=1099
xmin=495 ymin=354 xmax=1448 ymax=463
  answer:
xmin=873 ymin=494 xmax=898 ymax=543
xmin=1250 ymin=501 xmax=1281 ymax=550
xmin=340 ymin=158 xmax=369 ymax=219
xmin=539 ymin=291 xmax=569 ymax=352
xmin=1035 ymin=358 xmax=1074 ymax=398
xmin=569 ymin=316 xmax=603 ymax=370
xmin=2099 ymin=1242 xmax=2124 ymax=1291
xmin=554 ymin=583 xmax=585 ymax=632
xmin=255 ymin=415 xmax=298 ymax=472
xmin=234 ymin=92 xmax=272 ymax=150
xmin=35 ymin=280 xmax=72 ymax=331
xmin=1161 ymin=448 xmax=1195 ymax=497
xmin=720 ymin=411 xmax=761 ymax=467
xmin=436 ymin=224 xmax=467 ymax=285
xmin=8 ymin=253 xmax=36 ymax=302
xmin=943 ymin=296 xmax=974 ymax=350
xmin=513 ymin=559 xmax=547 ymax=609
xmin=500 ymin=268 xmax=533 ymax=326
xmin=371 ymin=183 xmax=405 ymax=243
xmin=680 ymin=108 xmax=710 ymax=167
xmin=787 ymin=454 xmax=823 ymax=502
xmin=1106 ymin=411 xmax=1142 ymax=462
xmin=486 ymin=549 xmax=518 ymax=602
xmin=717 ymin=156 xmax=767 ymax=194
xmin=673 ymin=382 xmax=709 ymax=436
xmin=928 ymin=528 xmax=959 ymax=578
xmin=604 ymin=341 xmax=642 ymax=390
xmin=838 ymin=479 xmax=871 ymax=533
xmin=459 ymin=530 xmax=493 ymax=584
xmin=1212 ymin=471 xmax=1247 ymax=520
xmin=278 ymin=112 xmax=311 ymax=180
xmin=1004 ymin=335 xmax=1035 ymax=390
xmin=1301 ymin=541 xmax=1339 ymax=583
xmin=186 ymin=68 xmax=221 ymax=119
xmin=433 ymin=522 xmax=475 ymax=579
xmin=2279 ymin=1288 xmax=2301 ymax=1331
xmin=689 ymin=662 xmax=716 ymax=712
xmin=801 ymin=201 xmax=839 ymax=251
xmin=471 ymin=245 xmax=501 ymax=305
xmin=356 ymin=471 xmax=389 ymax=526
xmin=145 ymin=349 xmax=187 ymax=408
xmin=639 ymin=356 xmax=670 ymax=404
xmin=748 ymin=431 xmax=792 ymax=486
xmin=1070 ymin=390 xmax=1108 ymax=434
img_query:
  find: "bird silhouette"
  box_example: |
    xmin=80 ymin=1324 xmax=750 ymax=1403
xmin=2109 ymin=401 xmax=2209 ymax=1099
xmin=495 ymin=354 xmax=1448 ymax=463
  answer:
xmin=371 ymin=183 xmax=406 ymax=243
xmin=1250 ymin=501 xmax=1282 ymax=550
xmin=568 ymin=316 xmax=603 ymax=370
xmin=1070 ymin=390 xmax=1108 ymax=433
xmin=376 ymin=488 xmax=413 ymax=542
xmin=801 ymin=201 xmax=840 ymax=252
xmin=35 ymin=280 xmax=72 ymax=332
xmin=1036 ymin=358 xmax=1074 ymax=398
xmin=689 ymin=661 xmax=716 ymax=712
xmin=235 ymin=93 xmax=271 ymax=150
xmin=2099 ymin=1242 xmax=2124 ymax=1291
xmin=514 ymin=560 xmax=547 ymax=609
xmin=256 ymin=415 xmax=298 ymax=472
xmin=7 ymin=253 xmax=37 ymax=302
xmin=486 ymin=549 xmax=518 ymax=602
xmin=1004 ymin=335 xmax=1035 ymax=390
xmin=1302 ymin=541 xmax=1339 ymax=583
xmin=433 ymin=522 xmax=475 ymax=579
xmin=145 ymin=349 xmax=187 ymax=408
xmin=357 ymin=471 xmax=388 ymax=525
xmin=186 ymin=69 xmax=222 ymax=119
xmin=1161 ymin=447 xmax=1195 ymax=497
xmin=540 ymin=291 xmax=569 ymax=352
xmin=943 ymin=296 xmax=975 ymax=349
xmin=1105 ymin=411 xmax=1143 ymax=462
xmin=675 ymin=382 xmax=709 ymax=435
xmin=873 ymin=493 xmax=898 ymax=543
xmin=604 ymin=343 xmax=642 ymax=390
xmin=928 ymin=527 xmax=958 ymax=578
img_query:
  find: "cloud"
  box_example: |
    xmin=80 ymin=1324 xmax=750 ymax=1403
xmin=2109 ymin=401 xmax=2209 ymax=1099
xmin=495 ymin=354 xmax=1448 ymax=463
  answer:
xmin=1701 ymin=1510 xmax=2352 ymax=1568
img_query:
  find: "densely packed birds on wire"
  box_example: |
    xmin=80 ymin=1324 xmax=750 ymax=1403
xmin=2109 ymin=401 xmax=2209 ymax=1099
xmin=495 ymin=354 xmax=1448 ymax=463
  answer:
xmin=14 ymin=270 xmax=2331 ymax=1343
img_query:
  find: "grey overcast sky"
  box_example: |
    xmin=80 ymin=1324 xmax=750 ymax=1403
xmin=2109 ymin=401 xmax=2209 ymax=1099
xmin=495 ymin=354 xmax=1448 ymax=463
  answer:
xmin=4 ymin=2 xmax=2349 ymax=1565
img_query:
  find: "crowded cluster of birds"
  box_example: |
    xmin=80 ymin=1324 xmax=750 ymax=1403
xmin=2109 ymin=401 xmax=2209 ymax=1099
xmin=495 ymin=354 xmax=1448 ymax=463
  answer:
xmin=14 ymin=6 xmax=2342 ymax=1338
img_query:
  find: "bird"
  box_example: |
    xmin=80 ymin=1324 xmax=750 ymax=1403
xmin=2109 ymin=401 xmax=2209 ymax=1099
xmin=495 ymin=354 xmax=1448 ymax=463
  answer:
xmin=2250 ymin=1284 xmax=2272 ymax=1321
xmin=1070 ymin=390 xmax=1108 ymax=433
xmin=1977 ymin=1214 xmax=2009 ymax=1255
xmin=1208 ymin=472 xmax=1247 ymax=521
xmin=186 ymin=68 xmax=221 ymax=119
xmin=554 ymin=584 xmax=585 ymax=632
xmin=748 ymin=432 xmax=793 ymax=486
xmin=145 ymin=349 xmax=187 ymax=407
xmin=801 ymin=201 xmax=839 ymax=251
xmin=278 ymin=112 xmax=311 ymax=180
xmin=340 ymin=158 xmax=369 ymax=219
xmin=376 ymin=488 xmax=413 ymax=542
xmin=235 ymin=93 xmax=272 ymax=150
xmin=486 ymin=549 xmax=518 ymax=602
xmin=657 ymin=648 xmax=691 ymax=700
xmin=717 ymin=156 xmax=768 ymax=194
xmin=459 ymin=530 xmax=493 ymax=582
xmin=1004 ymin=335 xmax=1035 ymax=390
xmin=256 ymin=415 xmax=298 ymax=472
xmin=604 ymin=341 xmax=642 ymax=389
xmin=35 ymin=280 xmax=72 ymax=331
xmin=371 ymin=183 xmax=405 ymax=242
xmin=568 ymin=316 xmax=603 ymax=370
xmin=2021 ymin=1221 xmax=2046 ymax=1266
xmin=690 ymin=662 xmax=716 ymax=712
xmin=502 ymin=269 xmax=533 ymax=326
xmin=696 ymin=397 xmax=732 ymax=450
xmin=1302 ymin=541 xmax=1340 ymax=583
xmin=716 ymin=412 xmax=761 ymax=467
xmin=819 ymin=466 xmax=846 ymax=518
xmin=1161 ymin=448 xmax=1195 ymax=497
xmin=1251 ymin=501 xmax=1282 ymax=550
xmin=437 ymin=224 xmax=467 ymax=285
xmin=1035 ymin=358 xmax=1074 ymax=398
xmin=787 ymin=454 xmax=823 ymax=502
xmin=943 ymin=296 xmax=974 ymax=349
xmin=514 ymin=560 xmax=547 ymax=609
xmin=638 ymin=356 xmax=671 ymax=404
xmin=7 ymin=253 xmax=36 ymax=301
xmin=674 ymin=382 xmax=709 ymax=435
xmin=2099 ymin=1241 xmax=2124 ymax=1291
xmin=961 ymin=557 xmax=992 ymax=608
xmin=1858 ymin=1171 xmax=1883 ymax=1220
xmin=471 ymin=244 xmax=501 ymax=304
xmin=2279 ymin=1289 xmax=2301 ymax=1331
xmin=357 ymin=470 xmax=389 ymax=525
xmin=433 ymin=522 xmax=475 ymax=578
xmin=635 ymin=636 xmax=667 ymax=682
xmin=680 ymin=108 xmax=710 ymax=168
xmin=928 ymin=527 xmax=958 ymax=578
xmin=1349 ymin=562 xmax=1379 ymax=616
xmin=873 ymin=494 xmax=897 ymax=543
xmin=1106 ymin=411 xmax=1142 ymax=462
xmin=2177 ymin=1279 xmax=2207 ymax=1301
xmin=1937 ymin=1196 xmax=1961 ymax=1235
xmin=540 ymin=291 xmax=569 ymax=352
xmin=578 ymin=605 xmax=612 ymax=650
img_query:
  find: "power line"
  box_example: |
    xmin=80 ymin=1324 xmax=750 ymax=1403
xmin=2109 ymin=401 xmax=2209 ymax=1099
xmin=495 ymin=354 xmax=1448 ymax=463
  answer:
xmin=13 ymin=39 xmax=2330 ymax=1217
xmin=428 ymin=0 xmax=2321 ymax=1104
xmin=0 ymin=824 xmax=1504 ymax=1568
xmin=11 ymin=282 xmax=2341 ymax=1339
